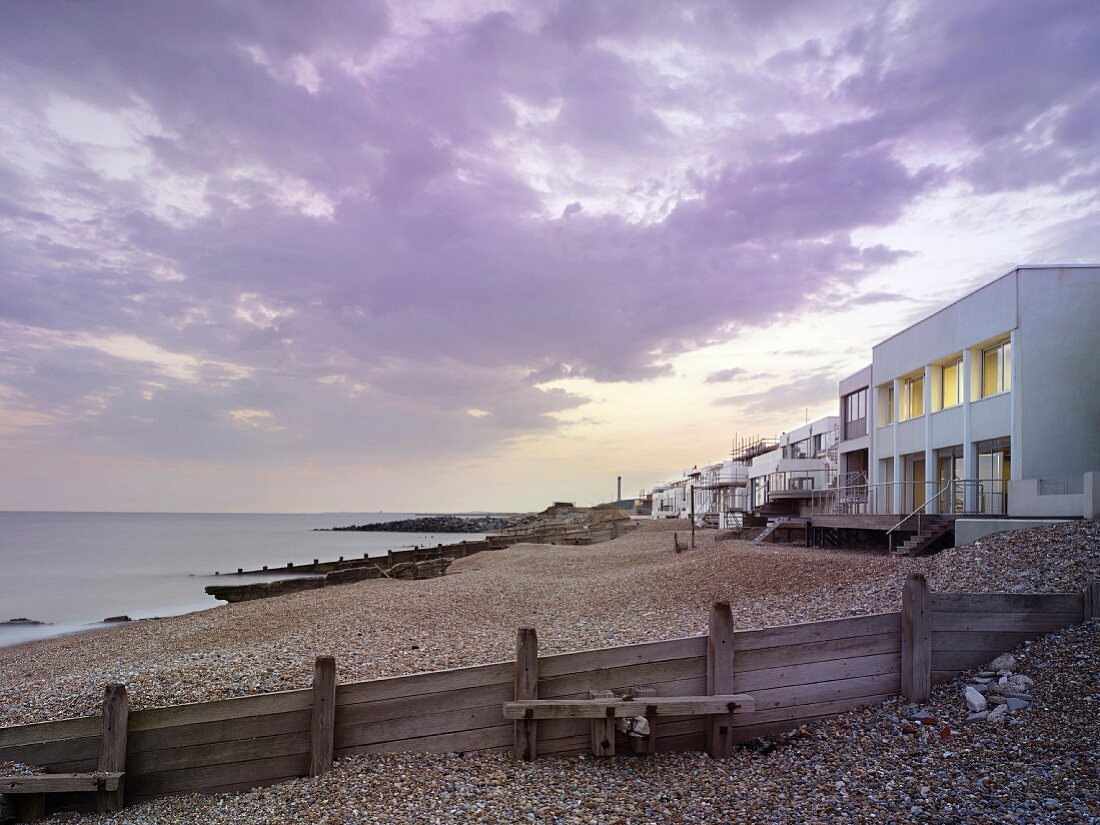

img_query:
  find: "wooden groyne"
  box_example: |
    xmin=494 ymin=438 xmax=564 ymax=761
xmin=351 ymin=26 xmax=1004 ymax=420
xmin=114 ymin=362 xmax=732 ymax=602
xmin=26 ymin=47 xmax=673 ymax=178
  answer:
xmin=206 ymin=519 xmax=639 ymax=604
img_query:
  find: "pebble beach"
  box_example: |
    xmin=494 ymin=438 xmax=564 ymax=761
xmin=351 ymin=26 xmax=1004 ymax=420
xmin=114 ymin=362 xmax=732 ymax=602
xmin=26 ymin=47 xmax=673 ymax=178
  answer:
xmin=2 ymin=519 xmax=1098 ymax=823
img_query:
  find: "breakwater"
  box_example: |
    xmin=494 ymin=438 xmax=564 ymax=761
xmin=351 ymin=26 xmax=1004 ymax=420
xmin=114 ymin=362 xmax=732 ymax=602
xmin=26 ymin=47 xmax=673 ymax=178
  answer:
xmin=206 ymin=518 xmax=639 ymax=604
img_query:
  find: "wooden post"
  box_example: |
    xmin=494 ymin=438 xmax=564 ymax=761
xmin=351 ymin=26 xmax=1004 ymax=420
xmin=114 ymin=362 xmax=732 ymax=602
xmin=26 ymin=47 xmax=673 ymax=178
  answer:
xmin=589 ymin=689 xmax=616 ymax=756
xmin=901 ymin=573 xmax=932 ymax=702
xmin=1084 ymin=580 xmax=1099 ymax=621
xmin=15 ymin=794 xmax=45 ymax=822
xmin=690 ymin=484 xmax=696 ymax=549
xmin=96 ymin=683 xmax=128 ymax=813
xmin=630 ymin=686 xmax=657 ymax=755
xmin=309 ymin=656 xmax=337 ymax=776
xmin=706 ymin=602 xmax=735 ymax=758
xmin=514 ymin=628 xmax=538 ymax=760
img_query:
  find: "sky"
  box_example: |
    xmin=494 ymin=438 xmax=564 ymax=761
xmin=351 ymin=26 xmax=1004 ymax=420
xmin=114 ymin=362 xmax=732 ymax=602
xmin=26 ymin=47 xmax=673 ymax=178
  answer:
xmin=1 ymin=0 xmax=1098 ymax=513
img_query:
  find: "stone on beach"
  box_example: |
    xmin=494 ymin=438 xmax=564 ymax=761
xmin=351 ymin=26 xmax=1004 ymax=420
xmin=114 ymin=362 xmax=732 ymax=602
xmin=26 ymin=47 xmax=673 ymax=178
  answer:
xmin=964 ymin=686 xmax=988 ymax=713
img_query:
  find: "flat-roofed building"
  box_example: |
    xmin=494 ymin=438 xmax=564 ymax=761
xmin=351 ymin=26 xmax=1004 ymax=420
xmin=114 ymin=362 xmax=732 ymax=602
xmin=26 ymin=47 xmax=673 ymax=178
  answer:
xmin=836 ymin=264 xmax=1100 ymax=520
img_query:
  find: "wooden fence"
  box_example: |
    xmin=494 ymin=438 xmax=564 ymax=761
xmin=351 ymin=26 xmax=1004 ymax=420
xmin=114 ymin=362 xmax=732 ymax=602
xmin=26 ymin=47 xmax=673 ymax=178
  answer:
xmin=2 ymin=577 xmax=1096 ymax=815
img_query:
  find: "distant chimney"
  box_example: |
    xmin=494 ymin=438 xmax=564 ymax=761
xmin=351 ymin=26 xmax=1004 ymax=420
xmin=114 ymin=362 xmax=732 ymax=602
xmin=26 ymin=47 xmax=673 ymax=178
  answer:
xmin=617 ymin=476 xmax=622 ymax=502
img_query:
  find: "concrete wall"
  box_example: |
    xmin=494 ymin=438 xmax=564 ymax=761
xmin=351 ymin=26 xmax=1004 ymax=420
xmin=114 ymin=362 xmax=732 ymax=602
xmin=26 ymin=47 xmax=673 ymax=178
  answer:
xmin=1015 ymin=267 xmax=1100 ymax=480
xmin=872 ymin=273 xmax=1017 ymax=381
xmin=1009 ymin=479 xmax=1084 ymax=517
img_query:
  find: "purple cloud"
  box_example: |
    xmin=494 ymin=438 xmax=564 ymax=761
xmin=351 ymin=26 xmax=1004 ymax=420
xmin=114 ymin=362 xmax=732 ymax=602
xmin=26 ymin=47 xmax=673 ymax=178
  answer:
xmin=0 ymin=0 xmax=1096 ymax=479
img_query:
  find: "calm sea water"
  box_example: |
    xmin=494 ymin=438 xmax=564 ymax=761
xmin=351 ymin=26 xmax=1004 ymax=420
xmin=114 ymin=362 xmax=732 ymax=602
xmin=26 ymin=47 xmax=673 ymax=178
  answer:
xmin=0 ymin=512 xmax=487 ymax=647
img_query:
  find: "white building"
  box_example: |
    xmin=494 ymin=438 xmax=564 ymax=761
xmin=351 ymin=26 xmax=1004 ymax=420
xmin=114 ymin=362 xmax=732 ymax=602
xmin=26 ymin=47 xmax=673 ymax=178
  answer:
xmin=835 ymin=264 xmax=1100 ymax=520
xmin=650 ymin=460 xmax=749 ymax=525
xmin=746 ymin=415 xmax=839 ymax=517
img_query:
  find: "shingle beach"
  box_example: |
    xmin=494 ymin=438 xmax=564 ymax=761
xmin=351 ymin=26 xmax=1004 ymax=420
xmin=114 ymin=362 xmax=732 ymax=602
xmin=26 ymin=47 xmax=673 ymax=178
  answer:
xmin=2 ymin=520 xmax=1098 ymax=823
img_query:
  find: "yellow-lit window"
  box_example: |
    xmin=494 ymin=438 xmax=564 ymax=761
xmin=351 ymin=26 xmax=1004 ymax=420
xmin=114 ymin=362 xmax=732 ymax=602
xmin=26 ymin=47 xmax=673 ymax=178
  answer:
xmin=981 ymin=340 xmax=1012 ymax=397
xmin=883 ymin=386 xmax=894 ymax=424
xmin=941 ymin=359 xmax=962 ymax=409
xmin=902 ymin=375 xmax=924 ymax=419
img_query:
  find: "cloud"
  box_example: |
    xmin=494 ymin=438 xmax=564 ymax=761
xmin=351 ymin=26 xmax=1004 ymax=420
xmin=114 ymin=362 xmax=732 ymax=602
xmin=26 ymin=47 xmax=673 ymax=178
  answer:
xmin=0 ymin=0 xmax=1096 ymax=483
xmin=714 ymin=372 xmax=840 ymax=417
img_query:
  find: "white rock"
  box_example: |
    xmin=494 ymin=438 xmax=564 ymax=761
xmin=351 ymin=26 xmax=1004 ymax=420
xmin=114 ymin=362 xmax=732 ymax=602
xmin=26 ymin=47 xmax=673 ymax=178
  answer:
xmin=988 ymin=704 xmax=1009 ymax=721
xmin=964 ymin=686 xmax=988 ymax=713
xmin=989 ymin=653 xmax=1016 ymax=671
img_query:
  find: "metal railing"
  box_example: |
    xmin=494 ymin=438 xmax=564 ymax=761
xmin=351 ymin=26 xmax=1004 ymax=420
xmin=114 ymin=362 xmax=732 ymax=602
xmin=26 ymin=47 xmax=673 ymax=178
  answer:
xmin=805 ymin=478 xmax=1009 ymax=518
xmin=887 ymin=481 xmax=952 ymax=553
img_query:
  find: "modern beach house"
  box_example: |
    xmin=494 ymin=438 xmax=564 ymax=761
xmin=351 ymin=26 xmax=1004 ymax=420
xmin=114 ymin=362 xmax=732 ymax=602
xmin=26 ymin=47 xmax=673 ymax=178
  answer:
xmin=826 ymin=264 xmax=1100 ymax=548
xmin=745 ymin=415 xmax=839 ymax=517
xmin=647 ymin=264 xmax=1098 ymax=552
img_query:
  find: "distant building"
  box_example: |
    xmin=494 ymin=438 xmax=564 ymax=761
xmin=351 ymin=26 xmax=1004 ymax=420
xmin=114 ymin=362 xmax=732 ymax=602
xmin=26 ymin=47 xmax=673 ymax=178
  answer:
xmin=834 ymin=264 xmax=1100 ymax=519
xmin=745 ymin=415 xmax=839 ymax=517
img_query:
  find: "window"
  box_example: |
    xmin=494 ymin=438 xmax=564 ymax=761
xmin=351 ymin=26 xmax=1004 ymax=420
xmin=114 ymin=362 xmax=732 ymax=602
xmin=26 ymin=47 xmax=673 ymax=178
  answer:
xmin=901 ymin=375 xmax=924 ymax=420
xmin=813 ymin=431 xmax=834 ymax=456
xmin=843 ymin=388 xmax=867 ymax=439
xmin=940 ymin=358 xmax=962 ymax=409
xmin=981 ymin=339 xmax=1012 ymax=397
xmin=790 ymin=438 xmax=810 ymax=459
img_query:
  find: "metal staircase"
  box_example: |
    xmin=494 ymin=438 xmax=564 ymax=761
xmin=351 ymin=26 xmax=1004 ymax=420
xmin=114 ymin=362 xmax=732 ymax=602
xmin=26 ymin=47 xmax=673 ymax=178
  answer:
xmin=751 ymin=518 xmax=791 ymax=545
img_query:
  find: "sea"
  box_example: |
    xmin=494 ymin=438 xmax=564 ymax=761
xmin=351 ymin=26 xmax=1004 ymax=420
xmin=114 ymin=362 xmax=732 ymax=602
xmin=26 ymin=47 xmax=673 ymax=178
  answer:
xmin=0 ymin=511 xmax=488 ymax=648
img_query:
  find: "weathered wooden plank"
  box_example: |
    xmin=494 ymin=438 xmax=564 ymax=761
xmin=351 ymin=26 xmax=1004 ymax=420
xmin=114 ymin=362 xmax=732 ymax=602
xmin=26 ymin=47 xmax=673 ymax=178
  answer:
xmin=96 ymin=683 xmax=127 ymax=814
xmin=129 ymin=710 xmax=311 ymax=754
xmin=126 ymin=753 xmax=310 ymax=798
xmin=537 ymin=718 xmax=707 ymax=757
xmin=539 ymin=657 xmax=706 ymax=699
xmin=126 ymin=730 xmax=310 ymax=775
xmin=0 ymin=772 xmax=123 ymax=793
xmin=335 ymin=683 xmax=511 ymax=729
xmin=730 ymin=692 xmax=895 ymax=730
xmin=539 ymin=636 xmax=705 ymax=678
xmin=588 ymin=690 xmax=616 ymax=756
xmin=656 ymin=731 xmax=708 ymax=752
xmin=733 ymin=653 xmax=901 ymax=693
xmin=514 ymin=628 xmax=538 ymax=761
xmin=502 ymin=695 xmax=754 ymax=720
xmin=0 ymin=736 xmax=99 ymax=768
xmin=1084 ymin=581 xmax=1099 ymax=621
xmin=309 ymin=656 xmax=336 ymax=777
xmin=931 ymin=670 xmax=959 ymax=685
xmin=901 ymin=574 xmax=931 ymax=703
xmin=706 ymin=602 xmax=735 ymax=759
xmin=744 ymin=671 xmax=900 ymax=712
xmin=335 ymin=662 xmax=512 ymax=706
xmin=931 ymin=631 xmax=1044 ymax=653
xmin=731 ymin=713 xmax=865 ymax=744
xmin=335 ymin=724 xmax=512 ymax=758
xmin=129 ymin=689 xmax=312 ymax=732
xmin=0 ymin=716 xmax=99 ymax=749
xmin=931 ymin=649 xmax=1039 ymax=673
xmin=931 ymin=592 xmax=1082 ymax=614
xmin=734 ymin=632 xmax=900 ymax=673
xmin=733 ymin=613 xmax=901 ymax=652
xmin=629 ymin=686 xmax=657 ymax=755
xmin=930 ymin=611 xmax=1081 ymax=633
xmin=335 ymin=704 xmax=507 ymax=750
